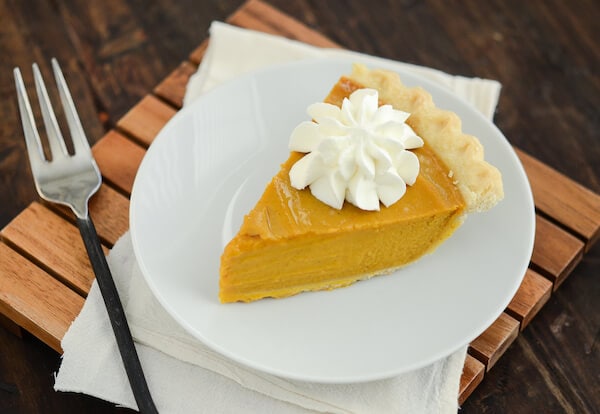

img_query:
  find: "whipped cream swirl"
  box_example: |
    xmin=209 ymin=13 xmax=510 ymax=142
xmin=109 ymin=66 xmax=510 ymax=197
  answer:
xmin=289 ymin=88 xmax=424 ymax=210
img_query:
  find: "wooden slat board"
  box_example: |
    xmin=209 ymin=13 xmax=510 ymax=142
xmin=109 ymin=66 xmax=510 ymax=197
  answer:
xmin=1 ymin=0 xmax=599 ymax=404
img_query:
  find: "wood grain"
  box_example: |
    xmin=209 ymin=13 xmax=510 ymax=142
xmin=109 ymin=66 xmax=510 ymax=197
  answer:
xmin=459 ymin=354 xmax=486 ymax=405
xmin=55 ymin=0 xmax=176 ymax=122
xmin=506 ymin=269 xmax=553 ymax=330
xmin=468 ymin=313 xmax=520 ymax=371
xmin=0 ymin=243 xmax=84 ymax=353
xmin=92 ymin=130 xmax=146 ymax=194
xmin=532 ymin=215 xmax=585 ymax=290
xmin=517 ymin=148 xmax=600 ymax=249
xmin=116 ymin=95 xmax=177 ymax=147
xmin=227 ymin=0 xmax=340 ymax=48
xmin=153 ymin=61 xmax=198 ymax=108
xmin=0 ymin=202 xmax=102 ymax=296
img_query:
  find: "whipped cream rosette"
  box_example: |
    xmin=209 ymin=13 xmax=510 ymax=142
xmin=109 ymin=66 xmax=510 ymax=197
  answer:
xmin=289 ymin=88 xmax=424 ymax=210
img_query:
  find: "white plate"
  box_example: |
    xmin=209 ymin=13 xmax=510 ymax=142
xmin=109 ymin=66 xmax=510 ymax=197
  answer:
xmin=130 ymin=58 xmax=535 ymax=383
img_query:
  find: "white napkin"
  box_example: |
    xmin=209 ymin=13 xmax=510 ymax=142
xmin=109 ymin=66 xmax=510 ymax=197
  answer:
xmin=55 ymin=21 xmax=502 ymax=413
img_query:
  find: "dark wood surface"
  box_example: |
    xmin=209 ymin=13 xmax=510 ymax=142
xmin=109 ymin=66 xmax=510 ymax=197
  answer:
xmin=1 ymin=1 xmax=598 ymax=413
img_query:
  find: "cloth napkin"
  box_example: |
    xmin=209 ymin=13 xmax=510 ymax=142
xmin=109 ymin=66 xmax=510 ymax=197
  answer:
xmin=55 ymin=21 xmax=501 ymax=413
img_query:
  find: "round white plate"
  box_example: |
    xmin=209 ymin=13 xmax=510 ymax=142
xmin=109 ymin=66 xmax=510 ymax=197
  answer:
xmin=130 ymin=58 xmax=535 ymax=383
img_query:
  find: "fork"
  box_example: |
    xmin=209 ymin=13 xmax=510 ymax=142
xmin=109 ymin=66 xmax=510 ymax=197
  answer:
xmin=14 ymin=59 xmax=158 ymax=414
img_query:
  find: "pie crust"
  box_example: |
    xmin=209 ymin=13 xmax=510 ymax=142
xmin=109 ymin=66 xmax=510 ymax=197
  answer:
xmin=349 ymin=64 xmax=503 ymax=212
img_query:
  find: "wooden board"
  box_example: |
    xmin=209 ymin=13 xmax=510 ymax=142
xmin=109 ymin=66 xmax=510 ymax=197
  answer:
xmin=0 ymin=0 xmax=599 ymax=404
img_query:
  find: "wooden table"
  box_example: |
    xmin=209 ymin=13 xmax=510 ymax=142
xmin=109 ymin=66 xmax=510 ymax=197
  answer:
xmin=1 ymin=1 xmax=598 ymax=413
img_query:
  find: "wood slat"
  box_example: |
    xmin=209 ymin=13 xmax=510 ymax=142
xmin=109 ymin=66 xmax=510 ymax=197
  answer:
xmin=531 ymin=215 xmax=585 ymax=290
xmin=229 ymin=0 xmax=340 ymax=48
xmin=459 ymin=354 xmax=486 ymax=405
xmin=506 ymin=269 xmax=553 ymax=331
xmin=0 ymin=202 xmax=104 ymax=296
xmin=0 ymin=242 xmax=84 ymax=352
xmin=92 ymin=130 xmax=146 ymax=195
xmin=153 ymin=61 xmax=197 ymax=108
xmin=468 ymin=312 xmax=520 ymax=371
xmin=116 ymin=95 xmax=177 ymax=147
xmin=516 ymin=148 xmax=600 ymax=249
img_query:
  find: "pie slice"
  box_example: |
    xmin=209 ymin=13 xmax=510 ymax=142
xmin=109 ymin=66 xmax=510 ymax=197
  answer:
xmin=219 ymin=64 xmax=503 ymax=303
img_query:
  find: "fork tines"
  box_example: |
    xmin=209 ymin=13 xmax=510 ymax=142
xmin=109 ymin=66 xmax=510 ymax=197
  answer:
xmin=14 ymin=59 xmax=91 ymax=167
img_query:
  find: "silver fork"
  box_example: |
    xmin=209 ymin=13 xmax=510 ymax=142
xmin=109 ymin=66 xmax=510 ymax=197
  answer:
xmin=14 ymin=59 xmax=158 ymax=414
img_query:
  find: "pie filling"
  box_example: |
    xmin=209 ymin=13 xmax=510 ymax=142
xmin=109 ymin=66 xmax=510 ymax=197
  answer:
xmin=220 ymin=207 xmax=464 ymax=302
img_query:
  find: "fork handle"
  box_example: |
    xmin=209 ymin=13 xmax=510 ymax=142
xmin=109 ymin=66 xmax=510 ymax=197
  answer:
xmin=77 ymin=217 xmax=159 ymax=414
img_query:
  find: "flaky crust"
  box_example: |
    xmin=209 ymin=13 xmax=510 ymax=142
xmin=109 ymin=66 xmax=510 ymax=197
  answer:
xmin=349 ymin=64 xmax=504 ymax=212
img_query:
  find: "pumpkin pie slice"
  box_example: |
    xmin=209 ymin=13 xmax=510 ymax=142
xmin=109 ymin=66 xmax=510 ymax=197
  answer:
xmin=219 ymin=64 xmax=503 ymax=303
